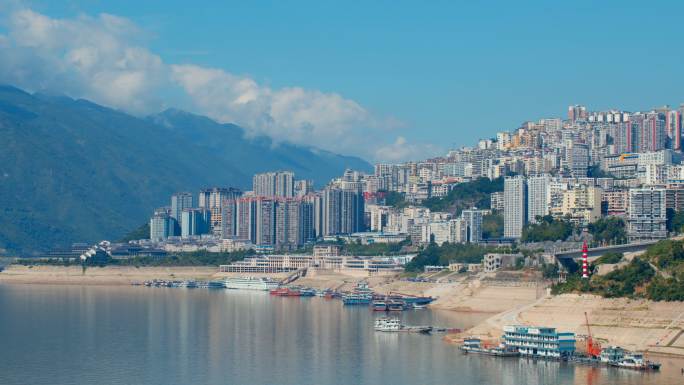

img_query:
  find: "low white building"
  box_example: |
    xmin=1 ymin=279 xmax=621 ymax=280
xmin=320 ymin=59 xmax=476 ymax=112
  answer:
xmin=483 ymin=253 xmax=523 ymax=273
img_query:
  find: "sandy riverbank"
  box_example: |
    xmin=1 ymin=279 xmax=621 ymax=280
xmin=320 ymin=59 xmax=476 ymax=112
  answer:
xmin=373 ymin=277 xmax=543 ymax=313
xmin=0 ymin=265 xmax=220 ymax=285
xmin=447 ymin=293 xmax=684 ymax=357
xmin=0 ymin=266 xmax=544 ymax=315
xmin=294 ymin=269 xmax=545 ymax=315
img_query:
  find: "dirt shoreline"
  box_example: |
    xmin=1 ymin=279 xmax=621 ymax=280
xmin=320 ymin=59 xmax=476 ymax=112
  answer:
xmin=0 ymin=265 xmax=220 ymax=285
xmin=447 ymin=292 xmax=684 ymax=357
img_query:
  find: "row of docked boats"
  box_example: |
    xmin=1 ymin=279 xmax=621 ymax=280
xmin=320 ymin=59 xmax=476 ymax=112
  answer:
xmin=142 ymin=276 xmax=340 ymax=298
xmin=341 ymin=282 xmax=434 ymax=310
xmin=141 ymin=277 xmax=281 ymax=290
xmin=269 ymin=287 xmax=317 ymax=297
xmin=140 ymin=278 xmax=435 ymax=312
xmin=141 ymin=279 xmax=204 ymax=288
xmin=460 ymin=338 xmax=661 ymax=371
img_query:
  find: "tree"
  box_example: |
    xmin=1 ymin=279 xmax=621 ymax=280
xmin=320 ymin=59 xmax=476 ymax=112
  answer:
xmin=382 ymin=190 xmax=408 ymax=208
xmin=594 ymin=251 xmax=623 ymax=265
xmin=666 ymin=209 xmax=684 ymax=233
xmin=482 ymin=213 xmax=503 ymax=239
xmin=541 ymin=263 xmax=559 ymax=279
xmin=421 ymin=177 xmax=504 ymax=214
xmin=553 ymin=258 xmax=654 ymax=298
xmin=587 ymin=165 xmax=615 ymax=179
xmin=404 ymin=242 xmax=511 ymax=272
xmin=118 ymin=223 xmax=150 ymax=242
xmin=588 ymin=217 xmax=627 ymax=245
xmin=521 ymin=216 xmax=575 ymax=242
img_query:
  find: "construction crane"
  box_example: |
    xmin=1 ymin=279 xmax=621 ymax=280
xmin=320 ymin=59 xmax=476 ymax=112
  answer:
xmin=584 ymin=312 xmax=602 ymax=357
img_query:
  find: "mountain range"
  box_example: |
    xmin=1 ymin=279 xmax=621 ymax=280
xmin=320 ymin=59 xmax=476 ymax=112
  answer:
xmin=0 ymin=85 xmax=371 ymax=254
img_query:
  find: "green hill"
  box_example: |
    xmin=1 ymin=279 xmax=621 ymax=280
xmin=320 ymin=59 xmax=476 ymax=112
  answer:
xmin=553 ymin=239 xmax=684 ymax=301
xmin=0 ymin=85 xmax=371 ymax=254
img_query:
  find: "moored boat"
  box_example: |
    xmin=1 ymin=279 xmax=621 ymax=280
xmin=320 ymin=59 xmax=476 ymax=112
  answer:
xmin=269 ymin=287 xmax=301 ymax=296
xmin=372 ymin=300 xmax=388 ymax=311
xmin=224 ymin=277 xmax=280 ymax=291
xmin=208 ymin=280 xmax=225 ymax=289
xmin=374 ymin=317 xmax=432 ymax=334
xmin=176 ymin=280 xmax=198 ymax=288
xmin=298 ymin=288 xmax=316 ymax=297
xmin=343 ymin=293 xmax=372 ymax=305
xmin=460 ymin=338 xmax=519 ymax=357
xmin=608 ymin=352 xmax=661 ymax=371
xmin=387 ymin=300 xmax=405 ymax=311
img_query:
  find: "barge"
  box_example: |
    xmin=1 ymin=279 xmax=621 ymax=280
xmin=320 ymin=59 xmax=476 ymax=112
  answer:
xmin=460 ymin=338 xmax=519 ymax=357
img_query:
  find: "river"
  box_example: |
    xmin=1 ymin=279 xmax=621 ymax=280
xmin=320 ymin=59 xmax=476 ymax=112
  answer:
xmin=0 ymin=284 xmax=682 ymax=384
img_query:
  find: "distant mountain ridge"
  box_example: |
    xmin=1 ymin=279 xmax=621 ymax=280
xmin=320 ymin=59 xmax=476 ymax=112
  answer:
xmin=0 ymin=85 xmax=371 ymax=254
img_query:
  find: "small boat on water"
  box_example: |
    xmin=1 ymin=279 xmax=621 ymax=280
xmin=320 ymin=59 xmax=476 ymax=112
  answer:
xmin=342 ymin=282 xmax=374 ymax=305
xmin=397 ymin=296 xmax=434 ymax=306
xmin=608 ymin=352 xmax=661 ymax=371
xmin=374 ymin=317 xmax=432 ymax=334
xmin=372 ymin=300 xmax=388 ymax=311
xmin=177 ymin=280 xmax=198 ymax=288
xmin=298 ymin=288 xmax=316 ymax=297
xmin=460 ymin=338 xmax=519 ymax=357
xmin=387 ymin=300 xmax=405 ymax=311
xmin=270 ymin=287 xmax=287 ymax=295
xmin=343 ymin=293 xmax=372 ymax=305
xmin=208 ymin=280 xmax=225 ymax=289
xmin=270 ymin=287 xmax=293 ymax=296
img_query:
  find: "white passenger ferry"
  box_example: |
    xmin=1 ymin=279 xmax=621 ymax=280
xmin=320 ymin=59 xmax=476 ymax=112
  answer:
xmin=223 ymin=277 xmax=280 ymax=291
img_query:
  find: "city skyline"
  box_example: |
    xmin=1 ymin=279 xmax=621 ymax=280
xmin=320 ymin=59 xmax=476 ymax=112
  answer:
xmin=4 ymin=2 xmax=684 ymax=162
xmin=143 ymin=97 xmax=684 ymax=257
xmin=4 ymin=3 xmax=684 ymax=383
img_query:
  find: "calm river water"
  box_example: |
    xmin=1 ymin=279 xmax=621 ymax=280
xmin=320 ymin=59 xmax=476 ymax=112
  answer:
xmin=0 ymin=284 xmax=682 ymax=385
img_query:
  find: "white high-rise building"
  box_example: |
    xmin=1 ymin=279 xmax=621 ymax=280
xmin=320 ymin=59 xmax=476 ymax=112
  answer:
xmin=253 ymin=171 xmax=295 ymax=198
xmin=496 ymin=132 xmax=511 ymax=150
xmin=181 ymin=208 xmax=210 ymax=238
xmin=170 ymin=192 xmax=194 ymax=223
xmin=504 ymin=176 xmax=527 ymax=239
xmin=565 ymin=142 xmax=589 ymax=177
xmin=150 ymin=208 xmax=174 ymax=241
xmin=628 ymin=187 xmax=667 ymax=241
xmin=461 ymin=209 xmax=484 ymax=242
xmin=198 ymin=187 xmax=242 ymax=236
xmin=527 ymin=175 xmax=551 ymax=223
xmin=449 ymin=218 xmax=468 ymax=243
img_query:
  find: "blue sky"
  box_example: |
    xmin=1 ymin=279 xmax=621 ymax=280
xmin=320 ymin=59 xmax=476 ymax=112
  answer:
xmin=4 ymin=1 xmax=684 ymax=161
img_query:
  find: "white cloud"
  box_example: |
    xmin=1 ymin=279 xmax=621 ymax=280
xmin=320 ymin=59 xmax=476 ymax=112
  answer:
xmin=1 ymin=9 xmax=166 ymax=113
xmin=374 ymin=136 xmax=443 ymax=162
xmin=171 ymin=64 xmax=375 ymax=153
xmin=0 ymin=8 xmax=430 ymax=162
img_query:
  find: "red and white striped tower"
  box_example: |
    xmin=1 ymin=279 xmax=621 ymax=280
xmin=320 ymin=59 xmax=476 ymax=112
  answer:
xmin=581 ymin=240 xmax=589 ymax=279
